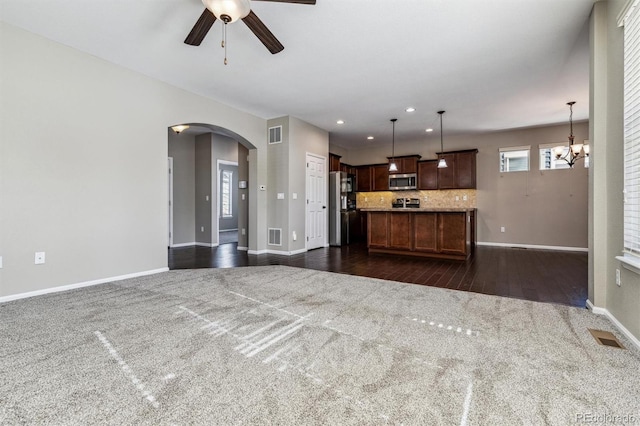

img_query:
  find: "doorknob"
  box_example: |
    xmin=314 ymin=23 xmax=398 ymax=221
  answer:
xmin=322 ymin=206 xmax=326 ymax=209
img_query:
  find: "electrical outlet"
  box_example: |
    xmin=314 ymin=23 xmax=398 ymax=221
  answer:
xmin=379 ymin=197 xmax=384 ymax=202
xmin=500 ymin=226 xmax=506 ymax=233
xmin=292 ymin=193 xmax=298 ymax=200
xmin=616 ymin=269 xmax=621 ymax=286
xmin=423 ymin=196 xmax=428 ymax=202
xmin=463 ymin=194 xmax=468 ymax=201
xmin=200 ymin=226 xmax=205 ymax=232
xmin=455 ymin=196 xmax=460 ymax=201
xmin=241 ymin=228 xmax=246 ymax=235
xmin=35 ymin=252 xmax=45 ymax=265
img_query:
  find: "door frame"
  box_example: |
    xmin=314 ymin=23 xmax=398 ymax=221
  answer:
xmin=215 ymin=159 xmax=239 ymax=244
xmin=168 ymin=157 xmax=174 ymax=247
xmin=305 ymin=152 xmax=328 ymax=250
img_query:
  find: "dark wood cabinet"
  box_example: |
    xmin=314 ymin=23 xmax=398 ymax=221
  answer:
xmin=356 ymin=166 xmax=371 ymax=192
xmin=388 ymin=155 xmax=420 ymax=174
xmin=371 ymin=164 xmax=389 ymax=191
xmin=454 ymin=151 xmax=477 ymax=189
xmin=366 ymin=209 xmax=475 ymax=260
xmin=413 ymin=212 xmax=438 ymax=252
xmin=329 ymin=153 xmax=341 ymax=172
xmin=439 ymin=212 xmax=468 ymax=256
xmin=417 ymin=160 xmax=438 ymax=190
xmin=368 ymin=212 xmax=388 ymax=248
xmin=436 ymin=153 xmax=456 ymax=189
xmin=340 ymin=163 xmax=356 ymax=175
xmin=435 ymin=149 xmax=478 ymax=189
xmin=389 ymin=213 xmax=412 ymax=250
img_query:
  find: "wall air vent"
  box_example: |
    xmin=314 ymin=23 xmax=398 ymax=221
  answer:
xmin=269 ymin=126 xmax=282 ymax=144
xmin=268 ymin=228 xmax=282 ymax=246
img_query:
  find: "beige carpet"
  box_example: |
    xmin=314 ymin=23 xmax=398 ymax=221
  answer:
xmin=1 ymin=266 xmax=638 ymax=425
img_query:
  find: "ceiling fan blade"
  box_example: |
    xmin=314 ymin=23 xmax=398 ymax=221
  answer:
xmin=184 ymin=9 xmax=217 ymax=46
xmin=242 ymin=10 xmax=284 ymax=54
xmin=252 ymin=0 xmax=316 ymax=4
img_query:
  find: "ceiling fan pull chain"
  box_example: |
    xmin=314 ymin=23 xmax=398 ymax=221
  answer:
xmin=223 ymin=22 xmax=228 ymax=65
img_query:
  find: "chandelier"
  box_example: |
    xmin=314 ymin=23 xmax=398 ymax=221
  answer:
xmin=553 ymin=101 xmax=589 ymax=168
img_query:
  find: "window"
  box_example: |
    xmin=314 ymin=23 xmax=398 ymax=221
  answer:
xmin=622 ymin=0 xmax=640 ymax=261
xmin=539 ymin=142 xmax=590 ymax=170
xmin=221 ymin=170 xmax=233 ymax=218
xmin=499 ymin=146 xmax=530 ymax=172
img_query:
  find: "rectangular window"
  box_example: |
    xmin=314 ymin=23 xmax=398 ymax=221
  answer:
xmin=221 ymin=170 xmax=233 ymax=218
xmin=622 ymin=0 xmax=640 ymax=259
xmin=499 ymin=146 xmax=530 ymax=172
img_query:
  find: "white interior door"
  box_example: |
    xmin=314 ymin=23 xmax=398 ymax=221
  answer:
xmin=306 ymin=153 xmax=327 ymax=250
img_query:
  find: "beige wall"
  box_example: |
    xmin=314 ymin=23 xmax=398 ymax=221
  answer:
xmin=334 ymin=121 xmax=589 ymax=249
xmin=590 ymin=0 xmax=640 ymax=341
xmin=265 ymin=116 xmax=329 ymax=254
xmin=168 ymin=133 xmax=196 ymax=245
xmin=0 ymin=23 xmax=268 ymax=298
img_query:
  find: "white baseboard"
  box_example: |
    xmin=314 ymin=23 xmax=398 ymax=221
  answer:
xmin=289 ymin=248 xmax=307 ymax=255
xmin=170 ymin=242 xmax=197 ymax=248
xmin=248 ymin=249 xmax=267 ymax=255
xmin=195 ymin=242 xmax=218 ymax=248
xmin=237 ymin=246 xmax=248 ymax=251
xmin=477 ymin=241 xmax=588 ymax=252
xmin=247 ymin=248 xmax=307 ymax=256
xmin=586 ymin=299 xmax=640 ymax=351
xmin=0 ymin=267 xmax=169 ymax=304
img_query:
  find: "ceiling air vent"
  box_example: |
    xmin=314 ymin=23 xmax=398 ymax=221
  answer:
xmin=269 ymin=126 xmax=282 ymax=144
xmin=268 ymin=228 xmax=282 ymax=246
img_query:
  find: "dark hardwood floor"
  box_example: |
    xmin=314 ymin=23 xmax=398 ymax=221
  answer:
xmin=168 ymin=243 xmax=588 ymax=308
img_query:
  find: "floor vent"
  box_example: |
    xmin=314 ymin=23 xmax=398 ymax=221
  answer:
xmin=588 ymin=329 xmax=626 ymax=349
xmin=268 ymin=228 xmax=282 ymax=246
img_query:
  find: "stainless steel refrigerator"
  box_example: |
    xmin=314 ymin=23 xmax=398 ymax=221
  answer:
xmin=329 ymin=171 xmax=356 ymax=246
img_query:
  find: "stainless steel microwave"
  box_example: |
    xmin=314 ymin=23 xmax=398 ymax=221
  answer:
xmin=389 ymin=173 xmax=417 ymax=190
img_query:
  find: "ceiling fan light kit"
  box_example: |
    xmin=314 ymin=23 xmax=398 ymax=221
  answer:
xmin=202 ymin=0 xmax=251 ymax=23
xmin=185 ymin=0 xmax=316 ymax=63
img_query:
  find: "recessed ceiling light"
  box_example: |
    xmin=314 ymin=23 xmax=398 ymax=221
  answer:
xmin=337 ymin=120 xmax=345 ymax=124
xmin=405 ymin=107 xmax=416 ymax=112
xmin=367 ymin=136 xmax=374 ymax=140
xmin=426 ymin=128 xmax=434 ymax=132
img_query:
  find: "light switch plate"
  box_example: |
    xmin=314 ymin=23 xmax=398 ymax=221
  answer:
xmin=277 ymin=193 xmax=285 ymax=199
xmin=0 ymin=255 xmax=3 ymax=269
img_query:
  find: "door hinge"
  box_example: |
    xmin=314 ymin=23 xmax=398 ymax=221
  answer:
xmin=307 ymin=236 xmax=309 ymax=241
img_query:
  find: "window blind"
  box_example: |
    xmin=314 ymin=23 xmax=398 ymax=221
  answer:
xmin=623 ymin=0 xmax=640 ymax=257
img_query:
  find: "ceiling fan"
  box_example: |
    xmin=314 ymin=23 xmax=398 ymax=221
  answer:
xmin=184 ymin=0 xmax=316 ymax=56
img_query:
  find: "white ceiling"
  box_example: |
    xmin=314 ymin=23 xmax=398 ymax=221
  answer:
xmin=1 ymin=0 xmax=595 ymax=149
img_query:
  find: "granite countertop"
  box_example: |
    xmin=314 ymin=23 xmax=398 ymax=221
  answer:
xmin=360 ymin=207 xmax=476 ymax=212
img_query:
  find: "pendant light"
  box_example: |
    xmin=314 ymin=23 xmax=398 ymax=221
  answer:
xmin=437 ymin=110 xmax=448 ymax=168
xmin=553 ymin=101 xmax=589 ymax=168
xmin=389 ymin=118 xmax=398 ymax=172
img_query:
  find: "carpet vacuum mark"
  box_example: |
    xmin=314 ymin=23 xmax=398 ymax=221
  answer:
xmin=0 ymin=265 xmax=639 ymax=425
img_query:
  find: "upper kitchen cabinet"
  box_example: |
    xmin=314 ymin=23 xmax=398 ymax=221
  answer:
xmin=435 ymin=149 xmax=478 ymax=189
xmin=340 ymin=163 xmax=356 ymax=175
xmin=371 ymin=164 xmax=389 ymax=191
xmin=387 ymin=155 xmax=421 ymax=174
xmin=356 ymin=165 xmax=371 ymax=192
xmin=417 ymin=160 xmax=438 ymax=190
xmin=329 ymin=153 xmax=342 ymax=172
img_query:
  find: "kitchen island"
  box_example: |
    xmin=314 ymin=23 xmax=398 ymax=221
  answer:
xmin=362 ymin=208 xmax=476 ymax=260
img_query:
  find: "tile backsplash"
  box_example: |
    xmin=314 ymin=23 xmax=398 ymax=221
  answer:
xmin=356 ymin=189 xmax=477 ymax=209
